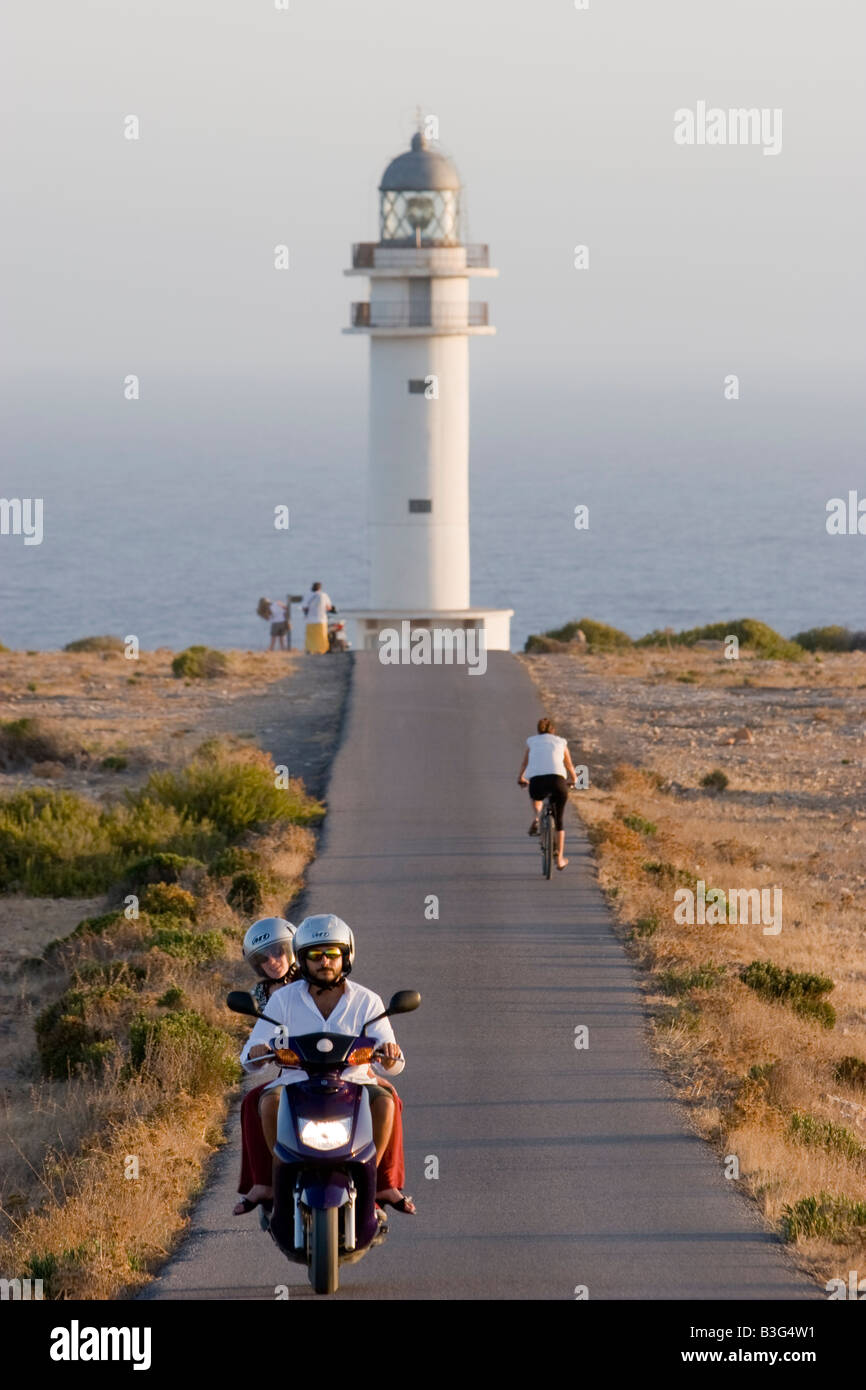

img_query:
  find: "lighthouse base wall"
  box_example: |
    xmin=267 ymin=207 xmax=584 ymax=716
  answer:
xmin=339 ymin=608 xmax=513 ymax=654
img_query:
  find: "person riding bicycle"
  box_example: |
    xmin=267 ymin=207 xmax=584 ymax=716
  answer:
xmin=517 ymin=716 xmax=578 ymax=871
xmin=240 ymin=913 xmax=415 ymax=1215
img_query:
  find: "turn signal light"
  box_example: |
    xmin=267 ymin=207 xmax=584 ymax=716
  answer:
xmin=347 ymin=1046 xmax=374 ymax=1065
xmin=273 ymin=1047 xmax=300 ymax=1067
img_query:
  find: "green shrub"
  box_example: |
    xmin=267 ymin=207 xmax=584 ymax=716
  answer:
xmin=100 ymin=755 xmax=129 ymax=772
xmin=791 ymin=626 xmax=853 ymax=653
xmin=123 ymin=852 xmax=205 ymax=892
xmin=0 ymin=716 xmax=80 ymax=769
xmin=629 ymin=914 xmax=659 ymax=939
xmin=226 ymin=870 xmax=267 ymax=916
xmin=621 ymin=813 xmax=657 ymax=836
xmin=156 ymin=985 xmax=185 ymax=1008
xmin=141 ymin=881 xmax=197 ymax=920
xmin=638 ymin=619 xmax=803 ymax=661
xmin=0 ymin=789 xmax=124 ymax=894
xmin=658 ymin=961 xmax=726 ymax=996
xmin=63 ymin=635 xmax=125 ymax=653
xmin=171 ymin=646 xmax=228 ymax=680
xmin=210 ymin=845 xmax=263 ymax=878
xmin=700 ymin=769 xmax=729 ymax=792
xmin=787 ymin=1111 xmax=863 ymax=1161
xmin=781 ymin=1192 xmax=866 ymax=1242
xmin=741 ymin=960 xmax=836 ymax=1028
xmin=128 ymin=1010 xmax=238 ymax=1093
xmin=833 ymin=1056 xmax=866 ymax=1091
xmin=34 ymin=987 xmax=126 ymax=1078
xmin=148 ymin=926 xmax=226 ymax=963
xmin=138 ymin=747 xmax=321 ymax=838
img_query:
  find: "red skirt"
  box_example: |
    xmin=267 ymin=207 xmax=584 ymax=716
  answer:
xmin=238 ymin=1079 xmax=405 ymax=1193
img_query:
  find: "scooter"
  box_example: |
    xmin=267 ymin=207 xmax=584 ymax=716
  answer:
xmin=226 ymin=988 xmax=420 ymax=1295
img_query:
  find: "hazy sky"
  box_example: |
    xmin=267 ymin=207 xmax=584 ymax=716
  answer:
xmin=4 ymin=0 xmax=864 ymax=384
xmin=2 ymin=2 xmax=864 ymax=649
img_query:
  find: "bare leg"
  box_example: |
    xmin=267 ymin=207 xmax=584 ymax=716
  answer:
xmin=556 ymin=829 xmax=568 ymax=869
xmin=260 ymin=1089 xmax=279 ymax=1152
xmin=370 ymin=1093 xmax=395 ymax=1164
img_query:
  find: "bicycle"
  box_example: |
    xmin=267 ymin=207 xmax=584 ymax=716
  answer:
xmin=538 ymin=792 xmax=556 ymax=879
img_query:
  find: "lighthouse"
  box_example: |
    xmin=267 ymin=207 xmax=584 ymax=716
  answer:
xmin=342 ymin=124 xmax=513 ymax=653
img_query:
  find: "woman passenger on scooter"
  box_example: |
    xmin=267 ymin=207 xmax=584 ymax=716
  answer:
xmin=233 ymin=917 xmax=414 ymax=1216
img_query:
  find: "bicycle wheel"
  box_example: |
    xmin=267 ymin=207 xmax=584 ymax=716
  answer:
xmin=541 ymin=802 xmax=554 ymax=879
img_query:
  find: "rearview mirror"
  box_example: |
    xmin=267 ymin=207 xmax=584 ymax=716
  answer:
xmin=386 ymin=990 xmax=421 ymax=1016
xmin=226 ymin=990 xmax=260 ymax=1018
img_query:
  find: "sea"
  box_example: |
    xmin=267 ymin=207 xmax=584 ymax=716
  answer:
xmin=1 ymin=370 xmax=863 ymax=654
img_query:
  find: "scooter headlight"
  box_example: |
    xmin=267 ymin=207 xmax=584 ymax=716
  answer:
xmin=299 ymin=1118 xmax=351 ymax=1151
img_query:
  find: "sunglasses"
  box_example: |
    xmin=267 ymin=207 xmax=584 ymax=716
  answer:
xmin=304 ymin=947 xmax=343 ymax=961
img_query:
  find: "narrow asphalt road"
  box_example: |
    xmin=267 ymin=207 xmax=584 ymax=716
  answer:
xmin=142 ymin=652 xmax=816 ymax=1301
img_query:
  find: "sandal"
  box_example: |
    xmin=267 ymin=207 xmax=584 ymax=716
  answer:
xmin=377 ymin=1191 xmax=416 ymax=1215
xmin=233 ymin=1195 xmax=273 ymax=1216
xmin=528 ymin=820 xmax=539 ymax=836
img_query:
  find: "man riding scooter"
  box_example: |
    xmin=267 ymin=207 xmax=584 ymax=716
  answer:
xmin=240 ymin=914 xmax=415 ymax=1215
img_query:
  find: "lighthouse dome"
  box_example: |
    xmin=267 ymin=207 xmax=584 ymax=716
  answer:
xmin=379 ymin=131 xmax=461 ymax=245
xmin=379 ymin=131 xmax=461 ymax=192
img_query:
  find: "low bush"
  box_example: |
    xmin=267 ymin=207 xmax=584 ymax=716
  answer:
xmin=833 ymin=1056 xmax=866 ymax=1091
xmin=141 ymin=881 xmax=197 ymax=920
xmin=100 ymin=755 xmax=128 ymax=772
xmin=147 ymin=926 xmax=226 ymax=963
xmin=210 ymin=846 xmax=263 ymax=877
xmin=138 ymin=744 xmax=322 ymax=838
xmin=637 ymin=619 xmax=803 ymax=661
xmin=701 ymin=769 xmax=729 ymax=792
xmin=791 ymin=625 xmax=853 ymax=653
xmin=741 ymin=960 xmax=836 ymax=1029
xmin=657 ymin=962 xmax=726 ymax=996
xmin=63 ymin=636 xmax=125 ymax=653
xmin=787 ymin=1111 xmax=863 ymax=1161
xmin=226 ymin=870 xmax=268 ymax=916
xmin=171 ymin=646 xmax=227 ymax=680
xmin=128 ymin=1010 xmax=238 ymax=1093
xmin=781 ymin=1192 xmax=866 ymax=1242
xmin=123 ymin=852 xmax=205 ymax=892
xmin=621 ymin=813 xmax=658 ymax=836
xmin=0 ymin=717 xmax=81 ymax=770
xmin=34 ymin=986 xmax=131 ymax=1078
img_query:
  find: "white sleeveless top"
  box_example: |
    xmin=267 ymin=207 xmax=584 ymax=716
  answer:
xmin=526 ymin=733 xmax=567 ymax=778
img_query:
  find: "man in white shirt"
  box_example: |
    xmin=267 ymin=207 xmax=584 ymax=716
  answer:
xmin=301 ymin=581 xmax=335 ymax=654
xmin=241 ymin=914 xmax=405 ymax=1182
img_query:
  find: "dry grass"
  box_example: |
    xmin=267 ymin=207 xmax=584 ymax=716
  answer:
xmin=0 ymin=649 xmax=335 ymax=1297
xmin=522 ymin=646 xmax=866 ymax=1288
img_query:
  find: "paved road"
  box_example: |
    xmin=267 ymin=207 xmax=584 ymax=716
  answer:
xmin=143 ymin=653 xmax=816 ymax=1301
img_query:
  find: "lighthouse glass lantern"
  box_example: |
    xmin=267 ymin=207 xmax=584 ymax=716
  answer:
xmin=379 ymin=132 xmax=460 ymax=245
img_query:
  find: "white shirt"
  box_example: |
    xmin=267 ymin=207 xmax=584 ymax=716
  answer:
xmin=269 ymin=601 xmax=286 ymax=621
xmin=525 ymin=733 xmax=568 ymax=779
xmin=303 ymin=590 xmax=333 ymax=624
xmin=239 ymin=978 xmax=405 ymax=1091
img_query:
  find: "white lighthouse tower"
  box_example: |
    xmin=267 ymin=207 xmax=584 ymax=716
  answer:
xmin=342 ymin=124 xmax=512 ymax=652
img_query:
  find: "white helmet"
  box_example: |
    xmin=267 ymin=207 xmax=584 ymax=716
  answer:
xmin=242 ymin=917 xmax=296 ymax=978
xmin=293 ymin=914 xmax=354 ymax=983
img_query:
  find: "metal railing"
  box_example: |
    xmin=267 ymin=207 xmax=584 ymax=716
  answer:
xmin=350 ymin=302 xmax=489 ymax=329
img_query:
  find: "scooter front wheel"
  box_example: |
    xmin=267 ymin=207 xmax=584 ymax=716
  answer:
xmin=310 ymin=1206 xmax=339 ymax=1295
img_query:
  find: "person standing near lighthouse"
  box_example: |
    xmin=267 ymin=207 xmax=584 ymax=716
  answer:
xmin=301 ymin=581 xmax=336 ymax=654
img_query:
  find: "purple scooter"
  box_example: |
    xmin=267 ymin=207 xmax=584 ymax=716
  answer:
xmin=227 ymin=989 xmax=420 ymax=1294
